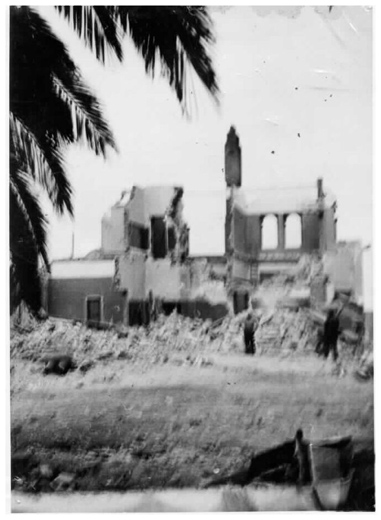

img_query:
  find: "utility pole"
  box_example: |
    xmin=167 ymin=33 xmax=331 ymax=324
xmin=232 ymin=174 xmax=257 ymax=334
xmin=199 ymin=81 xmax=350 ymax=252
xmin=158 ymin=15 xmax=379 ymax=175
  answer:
xmin=71 ymin=230 xmax=75 ymax=259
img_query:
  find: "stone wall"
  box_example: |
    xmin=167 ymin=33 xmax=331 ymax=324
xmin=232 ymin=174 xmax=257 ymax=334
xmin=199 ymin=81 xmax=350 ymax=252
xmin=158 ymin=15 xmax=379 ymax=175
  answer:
xmin=48 ymin=277 xmax=125 ymax=324
xmin=301 ymin=212 xmax=321 ymax=252
xmin=115 ymin=252 xmax=146 ymax=300
xmin=101 ymin=205 xmax=125 ymax=254
xmin=323 ymin=242 xmax=363 ymax=302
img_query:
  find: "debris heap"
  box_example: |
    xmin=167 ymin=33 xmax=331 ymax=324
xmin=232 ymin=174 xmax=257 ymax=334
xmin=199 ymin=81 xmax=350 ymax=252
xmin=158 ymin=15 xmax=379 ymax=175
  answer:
xmin=11 ymin=305 xmax=318 ymax=370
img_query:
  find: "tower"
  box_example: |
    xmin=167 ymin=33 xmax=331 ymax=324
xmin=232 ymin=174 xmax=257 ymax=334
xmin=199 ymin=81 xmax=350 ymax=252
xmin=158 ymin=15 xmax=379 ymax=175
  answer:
xmin=224 ymin=126 xmax=241 ymax=255
xmin=225 ymin=126 xmax=242 ymax=187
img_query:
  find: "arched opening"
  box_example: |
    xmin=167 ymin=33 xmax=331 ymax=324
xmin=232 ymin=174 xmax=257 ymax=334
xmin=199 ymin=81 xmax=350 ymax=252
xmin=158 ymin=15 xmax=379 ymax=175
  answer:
xmin=285 ymin=213 xmax=302 ymax=249
xmin=261 ymin=214 xmax=278 ymax=250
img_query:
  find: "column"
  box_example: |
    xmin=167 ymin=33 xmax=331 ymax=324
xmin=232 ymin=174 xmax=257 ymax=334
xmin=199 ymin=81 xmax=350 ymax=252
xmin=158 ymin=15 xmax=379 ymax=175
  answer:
xmin=277 ymin=214 xmax=285 ymax=250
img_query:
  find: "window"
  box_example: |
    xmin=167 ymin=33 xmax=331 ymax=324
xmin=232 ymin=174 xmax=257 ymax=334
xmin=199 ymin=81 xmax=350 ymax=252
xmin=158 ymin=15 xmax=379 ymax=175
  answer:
xmin=151 ymin=217 xmax=167 ymax=259
xmin=129 ymin=222 xmax=149 ymax=250
xmin=261 ymin=214 xmax=278 ymax=250
xmin=285 ymin=213 xmax=302 ymax=249
xmin=168 ymin=226 xmax=176 ymax=252
xmin=233 ymin=291 xmax=249 ymax=314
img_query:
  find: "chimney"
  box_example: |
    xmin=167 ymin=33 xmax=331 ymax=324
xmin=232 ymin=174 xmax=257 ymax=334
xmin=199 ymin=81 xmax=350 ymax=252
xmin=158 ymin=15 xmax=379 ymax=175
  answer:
xmin=225 ymin=126 xmax=242 ymax=187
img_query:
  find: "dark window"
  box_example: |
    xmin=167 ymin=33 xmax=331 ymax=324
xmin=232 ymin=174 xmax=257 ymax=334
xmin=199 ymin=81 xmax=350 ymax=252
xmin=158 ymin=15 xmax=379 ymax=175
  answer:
xmin=129 ymin=222 xmax=149 ymax=249
xmin=233 ymin=291 xmax=249 ymax=315
xmin=151 ymin=217 xmax=167 ymax=259
xmin=86 ymin=296 xmax=101 ymax=326
xmin=168 ymin=227 xmax=176 ymax=251
xmin=129 ymin=301 xmax=150 ymax=326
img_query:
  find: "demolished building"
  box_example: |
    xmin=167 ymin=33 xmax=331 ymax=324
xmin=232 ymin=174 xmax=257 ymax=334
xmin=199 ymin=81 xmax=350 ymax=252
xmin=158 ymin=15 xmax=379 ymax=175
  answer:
xmin=101 ymin=186 xmax=189 ymax=263
xmin=110 ymin=186 xmax=228 ymax=322
xmin=47 ymin=186 xmax=229 ymax=325
xmin=223 ymin=126 xmax=365 ymax=317
xmin=46 ymin=127 xmax=366 ymax=333
xmin=224 ymin=126 xmax=337 ymax=301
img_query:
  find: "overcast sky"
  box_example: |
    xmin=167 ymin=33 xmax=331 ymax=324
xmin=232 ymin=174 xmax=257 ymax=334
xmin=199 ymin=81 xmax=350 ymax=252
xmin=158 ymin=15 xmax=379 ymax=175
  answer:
xmin=37 ymin=5 xmax=373 ymax=306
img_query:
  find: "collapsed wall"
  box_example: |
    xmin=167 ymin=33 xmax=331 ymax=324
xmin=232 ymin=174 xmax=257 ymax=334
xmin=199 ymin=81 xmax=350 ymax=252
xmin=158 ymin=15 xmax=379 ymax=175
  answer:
xmin=10 ymin=307 xmax=315 ymax=368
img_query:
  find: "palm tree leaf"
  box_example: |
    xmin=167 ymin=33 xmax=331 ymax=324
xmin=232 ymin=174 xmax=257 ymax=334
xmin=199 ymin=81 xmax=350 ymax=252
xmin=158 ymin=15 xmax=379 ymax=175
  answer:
xmin=115 ymin=6 xmax=219 ymax=111
xmin=10 ymin=163 xmax=49 ymax=269
xmin=57 ymin=6 xmax=219 ymax=112
xmin=10 ymin=6 xmax=117 ymax=216
xmin=9 ymin=160 xmax=50 ymax=313
xmin=10 ymin=6 xmax=117 ymax=158
xmin=51 ymin=72 xmax=116 ymax=156
xmin=9 ymin=6 xmax=120 ymax=312
xmin=10 ymin=112 xmax=74 ymax=216
xmin=9 ymin=254 xmax=43 ymax=314
xmin=55 ymin=5 xmax=123 ymax=63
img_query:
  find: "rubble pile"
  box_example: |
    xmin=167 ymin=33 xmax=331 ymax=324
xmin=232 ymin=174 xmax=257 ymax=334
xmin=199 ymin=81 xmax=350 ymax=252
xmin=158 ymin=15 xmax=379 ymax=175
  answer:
xmin=10 ymin=314 xmax=199 ymax=367
xmin=290 ymin=254 xmax=324 ymax=283
xmin=253 ymin=259 xmax=319 ymax=312
xmin=256 ymin=308 xmax=316 ymax=354
xmin=11 ymin=304 xmax=319 ymax=370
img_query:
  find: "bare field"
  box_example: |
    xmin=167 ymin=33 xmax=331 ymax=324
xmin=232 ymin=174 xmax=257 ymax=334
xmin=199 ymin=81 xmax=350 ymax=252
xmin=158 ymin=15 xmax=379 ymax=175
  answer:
xmin=10 ymin=352 xmax=374 ymax=499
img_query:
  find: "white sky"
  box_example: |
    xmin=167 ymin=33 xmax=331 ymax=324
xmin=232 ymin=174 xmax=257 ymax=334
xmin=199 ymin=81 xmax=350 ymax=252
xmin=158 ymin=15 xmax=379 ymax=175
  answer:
xmin=36 ymin=5 xmax=373 ymax=307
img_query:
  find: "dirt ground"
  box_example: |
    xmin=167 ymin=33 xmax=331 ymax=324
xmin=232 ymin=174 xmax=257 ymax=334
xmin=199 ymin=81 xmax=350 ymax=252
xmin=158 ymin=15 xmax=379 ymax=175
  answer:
xmin=10 ymin=348 xmax=374 ymax=510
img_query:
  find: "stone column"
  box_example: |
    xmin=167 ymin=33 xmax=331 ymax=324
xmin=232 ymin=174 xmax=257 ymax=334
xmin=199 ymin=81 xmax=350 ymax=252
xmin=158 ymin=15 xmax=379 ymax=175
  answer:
xmin=277 ymin=214 xmax=285 ymax=250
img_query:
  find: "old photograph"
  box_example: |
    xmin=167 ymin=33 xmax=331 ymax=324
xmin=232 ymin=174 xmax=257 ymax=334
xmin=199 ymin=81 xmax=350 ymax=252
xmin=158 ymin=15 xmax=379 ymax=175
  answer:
xmin=9 ymin=4 xmax=374 ymax=512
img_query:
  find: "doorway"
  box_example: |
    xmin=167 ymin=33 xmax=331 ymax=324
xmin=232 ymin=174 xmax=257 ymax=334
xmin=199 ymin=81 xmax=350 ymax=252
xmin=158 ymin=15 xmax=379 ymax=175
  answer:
xmin=86 ymin=295 xmax=102 ymax=326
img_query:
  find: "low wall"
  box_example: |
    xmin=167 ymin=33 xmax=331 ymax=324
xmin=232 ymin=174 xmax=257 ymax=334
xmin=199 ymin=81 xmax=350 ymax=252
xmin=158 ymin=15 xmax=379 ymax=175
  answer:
xmin=48 ymin=277 xmax=124 ymax=324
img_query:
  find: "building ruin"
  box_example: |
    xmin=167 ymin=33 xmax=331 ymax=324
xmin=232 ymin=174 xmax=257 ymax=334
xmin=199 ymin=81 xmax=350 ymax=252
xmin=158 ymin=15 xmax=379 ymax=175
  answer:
xmin=224 ymin=126 xmax=337 ymax=288
xmin=46 ymin=126 xmax=364 ymax=329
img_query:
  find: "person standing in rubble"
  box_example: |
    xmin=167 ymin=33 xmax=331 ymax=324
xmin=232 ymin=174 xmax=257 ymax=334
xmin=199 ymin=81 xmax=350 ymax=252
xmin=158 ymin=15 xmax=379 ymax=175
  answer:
xmin=323 ymin=309 xmax=341 ymax=361
xmin=243 ymin=311 xmax=258 ymax=355
xmin=354 ymin=316 xmax=365 ymax=357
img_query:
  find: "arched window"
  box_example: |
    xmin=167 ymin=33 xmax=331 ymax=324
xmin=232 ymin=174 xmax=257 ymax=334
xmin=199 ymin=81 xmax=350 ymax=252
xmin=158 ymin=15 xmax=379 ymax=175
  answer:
xmin=285 ymin=213 xmax=302 ymax=249
xmin=261 ymin=214 xmax=278 ymax=250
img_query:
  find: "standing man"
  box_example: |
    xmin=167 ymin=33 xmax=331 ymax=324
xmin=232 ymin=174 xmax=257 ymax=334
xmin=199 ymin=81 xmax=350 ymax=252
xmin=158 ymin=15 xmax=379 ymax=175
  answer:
xmin=243 ymin=311 xmax=258 ymax=355
xmin=323 ymin=309 xmax=341 ymax=361
xmin=354 ymin=317 xmax=365 ymax=357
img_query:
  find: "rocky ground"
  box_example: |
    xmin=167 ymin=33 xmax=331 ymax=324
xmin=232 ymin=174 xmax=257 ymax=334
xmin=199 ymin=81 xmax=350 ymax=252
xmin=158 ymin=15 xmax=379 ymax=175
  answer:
xmin=10 ymin=313 xmax=374 ymax=510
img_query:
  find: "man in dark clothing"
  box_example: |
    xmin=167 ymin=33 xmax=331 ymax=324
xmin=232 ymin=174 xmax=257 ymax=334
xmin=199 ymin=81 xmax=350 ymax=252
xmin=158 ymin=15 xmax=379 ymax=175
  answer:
xmin=323 ymin=309 xmax=341 ymax=361
xmin=244 ymin=312 xmax=257 ymax=355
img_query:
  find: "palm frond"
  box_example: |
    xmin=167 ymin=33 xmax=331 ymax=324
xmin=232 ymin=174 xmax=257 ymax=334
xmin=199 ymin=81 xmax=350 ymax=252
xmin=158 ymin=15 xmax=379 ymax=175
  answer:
xmin=51 ymin=72 xmax=116 ymax=156
xmin=55 ymin=5 xmax=123 ymax=63
xmin=56 ymin=5 xmax=219 ymax=112
xmin=9 ymin=249 xmax=43 ymax=314
xmin=116 ymin=6 xmax=219 ymax=112
xmin=9 ymin=6 xmax=120 ymax=313
xmin=10 ymin=112 xmax=73 ymax=216
xmin=10 ymin=6 xmax=117 ymax=158
xmin=10 ymin=164 xmax=49 ymax=269
xmin=9 ymin=163 xmax=49 ymax=313
xmin=10 ymin=6 xmax=117 ymax=217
